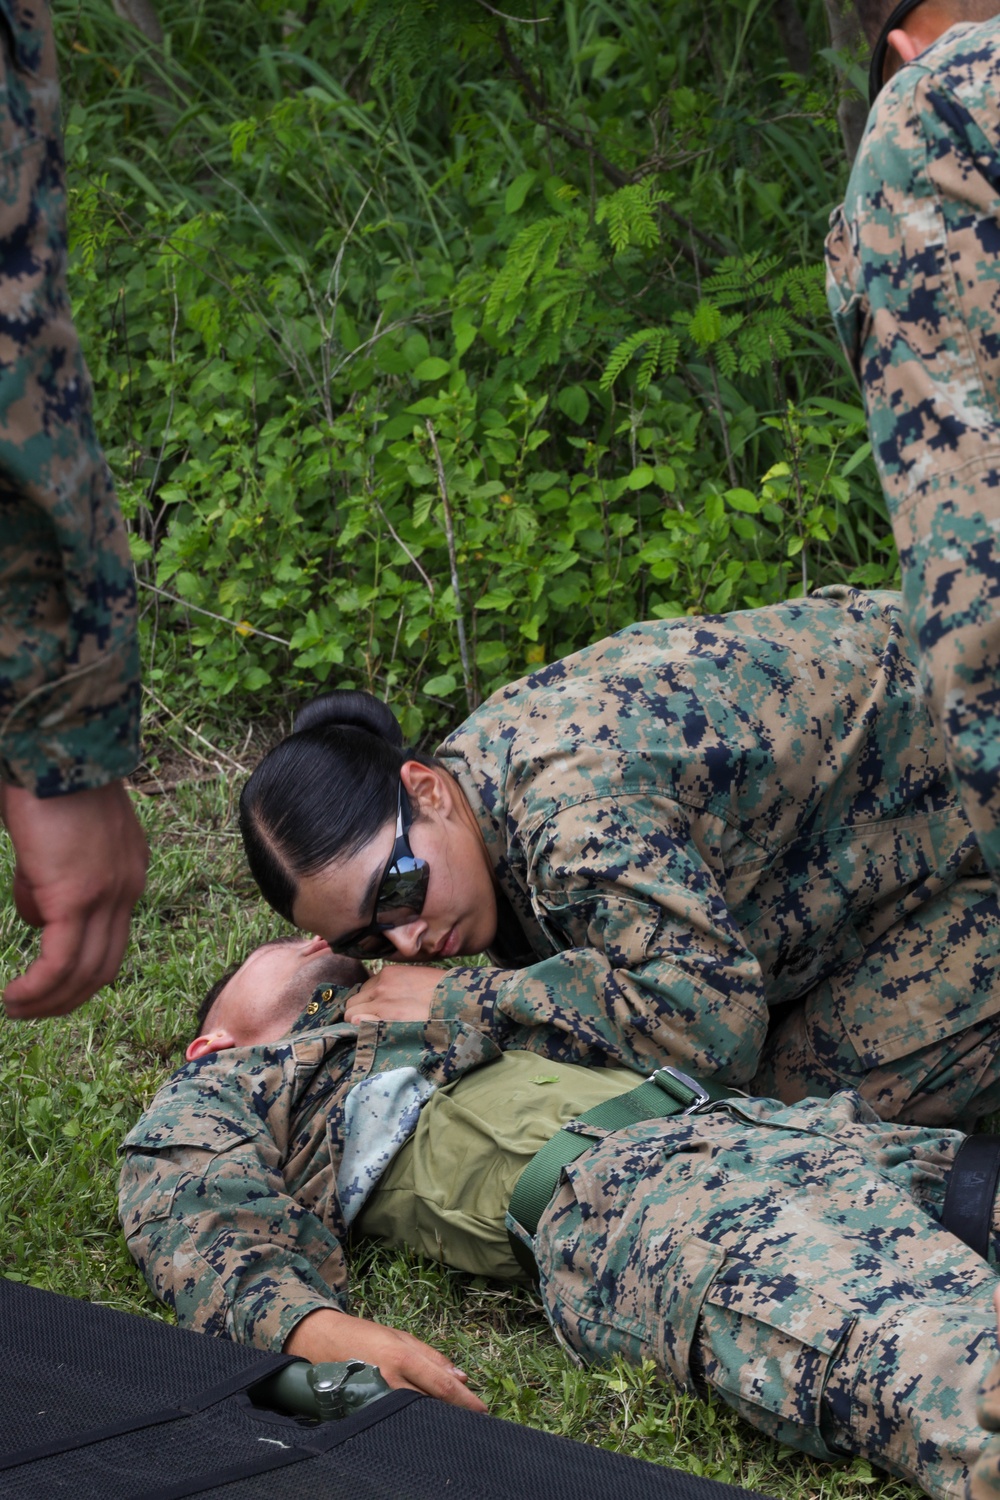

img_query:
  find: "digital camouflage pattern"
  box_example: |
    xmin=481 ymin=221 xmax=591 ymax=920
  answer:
xmin=825 ymin=21 xmax=1000 ymax=880
xmin=120 ymin=980 xmax=1000 ymax=1498
xmin=432 ymin=587 xmax=1000 ymax=1124
xmin=0 ymin=0 xmax=139 ymax=797
xmin=531 ymin=1089 xmax=1000 ymax=1500
xmin=973 ymin=1358 xmax=1000 ymax=1500
xmin=119 ymin=996 xmax=480 ymax=1349
xmin=120 ymin=981 xmax=666 ymax=1350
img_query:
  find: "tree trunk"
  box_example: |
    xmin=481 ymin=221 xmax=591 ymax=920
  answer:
xmin=111 ymin=0 xmax=178 ymax=139
xmin=773 ymin=0 xmax=811 ymax=74
xmin=111 ymin=0 xmax=163 ymax=46
xmin=823 ymin=0 xmax=869 ymax=165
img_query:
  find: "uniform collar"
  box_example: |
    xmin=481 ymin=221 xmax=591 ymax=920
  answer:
xmin=288 ymin=980 xmax=353 ymax=1035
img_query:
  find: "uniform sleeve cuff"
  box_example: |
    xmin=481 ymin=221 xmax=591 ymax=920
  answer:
xmin=431 ymin=965 xmax=509 ymax=1034
xmin=236 ymin=1279 xmax=349 ymax=1353
xmin=1 ymin=661 xmax=140 ymax=796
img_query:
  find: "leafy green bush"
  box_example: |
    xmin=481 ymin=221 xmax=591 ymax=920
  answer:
xmin=58 ymin=0 xmax=894 ymax=743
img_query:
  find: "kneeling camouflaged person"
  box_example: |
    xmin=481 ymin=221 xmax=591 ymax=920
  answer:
xmin=239 ymin=588 xmax=1000 ymax=1128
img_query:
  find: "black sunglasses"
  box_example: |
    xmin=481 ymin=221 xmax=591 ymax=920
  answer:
xmin=868 ymin=0 xmax=926 ymax=106
xmin=328 ymin=784 xmax=430 ymax=959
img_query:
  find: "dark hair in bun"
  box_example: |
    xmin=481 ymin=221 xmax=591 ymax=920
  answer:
xmin=292 ymin=689 xmax=404 ymax=744
xmin=239 ymin=689 xmax=436 ymax=922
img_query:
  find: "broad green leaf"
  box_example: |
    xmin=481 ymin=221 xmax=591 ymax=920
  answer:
xmin=478 ymin=589 xmax=516 ymax=610
xmin=402 ymin=332 xmax=430 ymax=368
xmin=412 ymin=357 xmax=451 ymax=381
xmin=725 ymin=488 xmax=760 ymax=513
xmin=556 ymin=385 xmax=590 ymax=424
xmin=423 ymin=672 xmax=457 ymax=696
xmin=505 ymin=171 xmax=536 ymax=214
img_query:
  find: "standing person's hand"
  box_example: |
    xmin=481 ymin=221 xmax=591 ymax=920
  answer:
xmin=0 ymin=780 xmax=149 ymax=1018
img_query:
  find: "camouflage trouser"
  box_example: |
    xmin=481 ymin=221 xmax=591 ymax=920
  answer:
xmin=752 ymin=867 xmax=1000 ymax=1126
xmin=974 ymin=1359 xmax=1000 ymax=1500
xmin=532 ymin=1091 xmax=1000 ymax=1500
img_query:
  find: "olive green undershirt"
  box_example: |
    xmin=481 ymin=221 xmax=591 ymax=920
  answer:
xmin=354 ymin=1050 xmax=640 ymax=1280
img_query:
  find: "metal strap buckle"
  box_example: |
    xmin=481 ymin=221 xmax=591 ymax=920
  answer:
xmin=648 ymin=1065 xmax=711 ymax=1112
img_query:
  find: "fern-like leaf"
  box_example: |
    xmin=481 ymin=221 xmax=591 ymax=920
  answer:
xmin=595 ymin=180 xmax=664 ymax=254
xmin=600 ymin=327 xmax=679 ymax=391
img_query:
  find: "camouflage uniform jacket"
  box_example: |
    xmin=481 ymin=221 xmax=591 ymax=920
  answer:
xmin=0 ymin=0 xmax=139 ymax=796
xmin=431 ymin=587 xmax=983 ymax=1087
xmin=825 ymin=21 xmax=1000 ymax=877
xmin=118 ymin=983 xmax=657 ymax=1352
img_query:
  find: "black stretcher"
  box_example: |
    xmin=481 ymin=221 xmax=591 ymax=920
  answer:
xmin=0 ymin=1278 xmax=775 ymax=1499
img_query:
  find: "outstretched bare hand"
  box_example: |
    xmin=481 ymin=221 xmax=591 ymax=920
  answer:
xmin=1 ymin=780 xmax=149 ymax=1018
xmin=284 ymin=1306 xmax=487 ymax=1413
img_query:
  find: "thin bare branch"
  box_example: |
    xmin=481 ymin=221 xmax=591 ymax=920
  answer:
xmin=494 ymin=25 xmax=726 ymax=272
xmin=426 ymin=420 xmax=476 ymax=713
xmin=496 ymin=25 xmax=628 ymax=184
xmin=144 ymin=279 xmax=180 ymax=512
xmin=689 ymin=231 xmax=736 ymax=488
xmin=137 ymin=581 xmax=292 ymax=646
xmin=371 ymin=497 xmax=436 ymax=597
xmin=474 ymin=0 xmax=550 ymax=22
xmin=142 ymin=685 xmax=251 ymax=774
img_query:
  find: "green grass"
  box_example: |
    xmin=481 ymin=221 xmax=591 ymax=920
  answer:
xmin=0 ymin=770 xmax=918 ymax=1500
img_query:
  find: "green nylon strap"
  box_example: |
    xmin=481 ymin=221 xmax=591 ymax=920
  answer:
xmin=507 ymin=1068 xmax=733 ymax=1244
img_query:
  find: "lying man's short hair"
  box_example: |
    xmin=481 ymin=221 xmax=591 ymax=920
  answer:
xmin=188 ymin=936 xmax=366 ymax=1059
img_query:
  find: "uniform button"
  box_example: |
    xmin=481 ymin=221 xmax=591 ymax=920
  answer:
xmin=321 ymin=988 xmax=334 ymax=1002
xmin=306 ymin=1001 xmax=320 ymax=1015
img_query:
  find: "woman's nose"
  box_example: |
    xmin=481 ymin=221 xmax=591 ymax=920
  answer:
xmin=386 ymin=920 xmax=426 ymax=959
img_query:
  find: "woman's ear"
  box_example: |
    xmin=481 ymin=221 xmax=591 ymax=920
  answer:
xmin=885 ymin=26 xmax=924 ymax=68
xmin=186 ymin=1030 xmax=237 ymax=1062
xmin=400 ymin=759 xmax=451 ymax=817
xmin=884 ymin=4 xmax=953 ymax=78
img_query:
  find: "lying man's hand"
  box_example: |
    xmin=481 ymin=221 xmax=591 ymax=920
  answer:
xmin=0 ymin=780 xmax=149 ymax=1018
xmin=284 ymin=1307 xmax=486 ymax=1413
xmin=344 ymin=964 xmax=443 ymax=1025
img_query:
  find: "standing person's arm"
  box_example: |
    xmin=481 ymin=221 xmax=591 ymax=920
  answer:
xmin=825 ymin=51 xmax=1000 ymax=877
xmin=0 ymin=0 xmax=145 ymax=1015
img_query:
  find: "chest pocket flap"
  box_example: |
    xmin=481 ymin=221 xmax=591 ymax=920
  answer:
xmin=121 ymin=1105 xmax=262 ymax=1158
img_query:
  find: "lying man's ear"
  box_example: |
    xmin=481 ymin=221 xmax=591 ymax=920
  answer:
xmin=186 ymin=1030 xmax=237 ymax=1063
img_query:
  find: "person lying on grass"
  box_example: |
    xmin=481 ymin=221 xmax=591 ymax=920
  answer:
xmin=121 ymin=934 xmax=1000 ymax=1500
xmin=239 ymin=588 xmax=1000 ymax=1132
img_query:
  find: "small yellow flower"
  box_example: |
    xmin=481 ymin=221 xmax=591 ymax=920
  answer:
xmin=235 ymin=620 xmax=254 ymax=637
